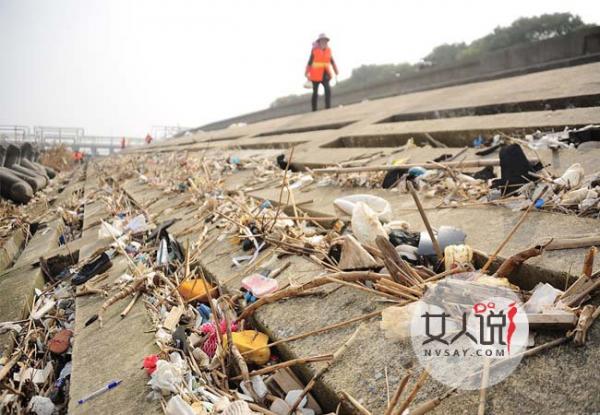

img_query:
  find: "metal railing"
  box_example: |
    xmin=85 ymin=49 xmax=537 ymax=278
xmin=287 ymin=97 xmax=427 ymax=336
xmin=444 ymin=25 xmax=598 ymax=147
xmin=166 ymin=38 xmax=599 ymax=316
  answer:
xmin=0 ymin=125 xmax=145 ymax=155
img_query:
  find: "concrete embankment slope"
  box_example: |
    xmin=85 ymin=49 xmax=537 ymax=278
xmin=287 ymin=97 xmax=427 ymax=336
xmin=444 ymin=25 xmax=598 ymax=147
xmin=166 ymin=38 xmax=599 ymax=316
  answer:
xmin=1 ymin=61 xmax=599 ymax=414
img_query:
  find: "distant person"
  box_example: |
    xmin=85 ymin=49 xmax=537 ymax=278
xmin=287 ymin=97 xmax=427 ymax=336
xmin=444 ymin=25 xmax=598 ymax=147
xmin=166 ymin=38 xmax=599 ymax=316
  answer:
xmin=121 ymin=137 xmax=126 ymax=149
xmin=72 ymin=150 xmax=83 ymax=164
xmin=305 ymin=33 xmax=338 ymax=112
xmin=145 ymin=133 xmax=153 ymax=145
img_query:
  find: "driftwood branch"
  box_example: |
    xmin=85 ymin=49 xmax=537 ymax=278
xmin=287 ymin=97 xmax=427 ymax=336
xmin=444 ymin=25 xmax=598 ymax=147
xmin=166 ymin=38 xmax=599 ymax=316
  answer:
xmin=494 ymin=245 xmax=544 ymax=279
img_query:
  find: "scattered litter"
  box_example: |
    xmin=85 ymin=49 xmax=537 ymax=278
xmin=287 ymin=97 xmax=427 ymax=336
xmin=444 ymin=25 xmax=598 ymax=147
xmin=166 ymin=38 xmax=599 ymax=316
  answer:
xmin=241 ymin=273 xmax=279 ymax=297
xmin=165 ymin=394 xmax=196 ymax=415
xmin=334 ymin=194 xmax=392 ymax=222
xmin=351 ymin=201 xmax=388 ymax=245
xmin=27 ymin=396 xmax=55 ymax=415
xmin=77 ymin=379 xmax=122 ymax=405
xmin=3 ymin=133 xmax=599 ymax=415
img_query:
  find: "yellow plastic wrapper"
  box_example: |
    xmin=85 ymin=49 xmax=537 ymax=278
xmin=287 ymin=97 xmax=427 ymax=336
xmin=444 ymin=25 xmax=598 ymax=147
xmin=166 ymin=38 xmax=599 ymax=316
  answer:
xmin=223 ymin=330 xmax=270 ymax=365
xmin=177 ymin=280 xmax=217 ymax=302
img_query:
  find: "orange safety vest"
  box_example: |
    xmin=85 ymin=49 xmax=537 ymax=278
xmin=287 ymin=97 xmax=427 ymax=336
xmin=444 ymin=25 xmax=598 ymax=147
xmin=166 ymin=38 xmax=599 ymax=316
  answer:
xmin=308 ymin=47 xmax=332 ymax=82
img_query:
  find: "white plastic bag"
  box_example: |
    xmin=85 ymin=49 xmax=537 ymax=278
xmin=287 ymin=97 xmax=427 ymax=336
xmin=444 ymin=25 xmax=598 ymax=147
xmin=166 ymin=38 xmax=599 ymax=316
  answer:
xmin=524 ymin=283 xmax=563 ymax=313
xmin=148 ymin=353 xmax=187 ymax=395
xmin=351 ymin=202 xmax=388 ymax=245
xmin=27 ymin=396 xmax=55 ymax=415
xmin=287 ymin=175 xmax=314 ymax=190
xmin=166 ymin=395 xmax=196 ymax=415
xmin=99 ymin=220 xmax=123 ymax=239
xmin=334 ymin=194 xmax=392 ymax=222
xmin=126 ymin=214 xmax=148 ymax=233
xmin=554 ymin=163 xmax=584 ymax=189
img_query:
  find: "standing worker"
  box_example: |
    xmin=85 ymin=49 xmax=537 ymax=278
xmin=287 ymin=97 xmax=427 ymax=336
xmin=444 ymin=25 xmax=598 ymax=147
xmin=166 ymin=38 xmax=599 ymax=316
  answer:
xmin=72 ymin=150 xmax=83 ymax=164
xmin=305 ymin=33 xmax=339 ymax=112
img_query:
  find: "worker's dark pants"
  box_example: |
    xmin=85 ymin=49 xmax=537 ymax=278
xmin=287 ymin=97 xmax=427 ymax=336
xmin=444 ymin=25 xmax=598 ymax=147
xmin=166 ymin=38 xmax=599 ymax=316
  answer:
xmin=311 ymin=79 xmax=331 ymax=111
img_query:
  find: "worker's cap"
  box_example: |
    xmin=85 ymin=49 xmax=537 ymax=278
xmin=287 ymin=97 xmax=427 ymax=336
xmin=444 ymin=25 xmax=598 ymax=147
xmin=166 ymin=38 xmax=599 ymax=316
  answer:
xmin=316 ymin=33 xmax=330 ymax=42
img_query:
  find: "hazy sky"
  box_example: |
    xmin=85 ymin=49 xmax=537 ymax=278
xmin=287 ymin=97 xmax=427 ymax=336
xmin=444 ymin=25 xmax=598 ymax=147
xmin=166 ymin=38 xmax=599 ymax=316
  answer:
xmin=1 ymin=1 xmax=598 ymax=137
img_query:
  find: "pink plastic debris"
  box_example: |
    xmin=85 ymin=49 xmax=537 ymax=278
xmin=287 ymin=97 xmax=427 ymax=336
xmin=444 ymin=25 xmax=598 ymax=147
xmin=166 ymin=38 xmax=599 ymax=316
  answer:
xmin=241 ymin=273 xmax=278 ymax=297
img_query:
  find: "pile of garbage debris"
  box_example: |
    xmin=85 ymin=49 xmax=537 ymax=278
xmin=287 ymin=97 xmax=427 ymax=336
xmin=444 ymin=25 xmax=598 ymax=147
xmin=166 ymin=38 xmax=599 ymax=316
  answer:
xmin=89 ymin=149 xmax=600 ymax=412
xmin=2 ymin=131 xmax=599 ymax=414
xmin=0 ymin=178 xmax=84 ymax=414
xmin=300 ymin=129 xmax=600 ymax=219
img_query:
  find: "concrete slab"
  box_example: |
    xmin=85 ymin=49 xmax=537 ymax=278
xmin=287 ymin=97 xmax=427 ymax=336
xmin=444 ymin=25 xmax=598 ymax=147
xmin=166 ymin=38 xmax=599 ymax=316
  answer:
xmin=68 ymin=256 xmax=160 ymax=415
xmin=138 ymin=62 xmax=600 ymax=156
xmin=90 ymin=61 xmax=600 ymax=414
xmin=0 ymin=218 xmax=62 ymax=353
xmin=0 ymin=228 xmax=25 ymax=272
xmin=68 ymin=168 xmax=161 ymax=415
xmin=0 ymin=266 xmax=45 ymax=352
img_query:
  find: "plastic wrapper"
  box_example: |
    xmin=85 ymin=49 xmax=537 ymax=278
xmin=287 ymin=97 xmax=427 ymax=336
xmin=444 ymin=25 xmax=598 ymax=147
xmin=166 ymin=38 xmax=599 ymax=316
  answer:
xmin=524 ymin=283 xmax=563 ymax=314
xmin=334 ymin=194 xmax=392 ymax=222
xmin=166 ymin=395 xmax=196 ymax=415
xmin=351 ymin=201 xmax=388 ymax=245
xmin=148 ymin=353 xmax=188 ymax=395
xmin=27 ymin=396 xmax=55 ymax=415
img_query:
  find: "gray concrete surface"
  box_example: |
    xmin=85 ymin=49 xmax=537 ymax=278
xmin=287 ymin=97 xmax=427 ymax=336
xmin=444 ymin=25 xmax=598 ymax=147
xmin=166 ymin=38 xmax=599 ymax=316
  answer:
xmin=68 ymin=167 xmax=161 ymax=415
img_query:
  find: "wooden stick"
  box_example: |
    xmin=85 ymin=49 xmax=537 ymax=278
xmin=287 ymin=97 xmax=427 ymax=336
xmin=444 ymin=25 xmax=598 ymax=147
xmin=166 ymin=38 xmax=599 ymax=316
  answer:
xmin=423 ymin=132 xmax=447 ymax=148
xmin=393 ymin=370 xmax=429 ymax=415
xmin=231 ymin=354 xmax=333 ymax=380
xmin=270 ymin=261 xmax=292 ymax=279
xmin=379 ymin=275 xmax=424 ymax=297
xmin=241 ymin=310 xmax=382 ymax=356
xmin=477 ymin=358 xmax=491 ymax=415
xmin=461 ymin=336 xmax=571 ymax=386
xmin=374 ymin=283 xmax=420 ymax=301
xmin=385 ymin=366 xmax=390 ymax=406
xmin=480 ymin=200 xmax=535 ymax=273
xmin=543 ymin=236 xmax=600 ymax=251
xmin=199 ymin=269 xmax=227 ymax=389
xmin=183 ymin=238 xmax=191 ymax=283
xmin=325 ymin=276 xmax=402 ymax=301
xmin=407 ymin=182 xmax=443 ymax=260
xmin=248 ymin=403 xmax=279 ymax=415
xmin=494 ymin=246 xmax=544 ymax=279
xmin=239 ymin=271 xmax=394 ymax=320
xmin=270 ymin=146 xmax=295 ymax=231
xmin=287 ymin=325 xmax=364 ymax=414
xmin=120 ymin=291 xmax=141 ymax=318
xmin=409 ymin=398 xmax=443 ymax=415
xmin=376 ymin=235 xmax=423 ymax=285
xmin=572 ymin=305 xmax=598 ymax=346
xmin=312 ymin=158 xmax=539 ymax=174
xmin=564 ymin=278 xmax=600 ymax=308
xmin=341 ymin=390 xmax=372 ymax=415
xmin=422 ymin=266 xmax=466 ymax=284
xmin=582 ymin=247 xmax=597 ymax=277
xmin=0 ymin=351 xmax=22 ymax=383
xmin=384 ymin=372 xmax=411 ymax=415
